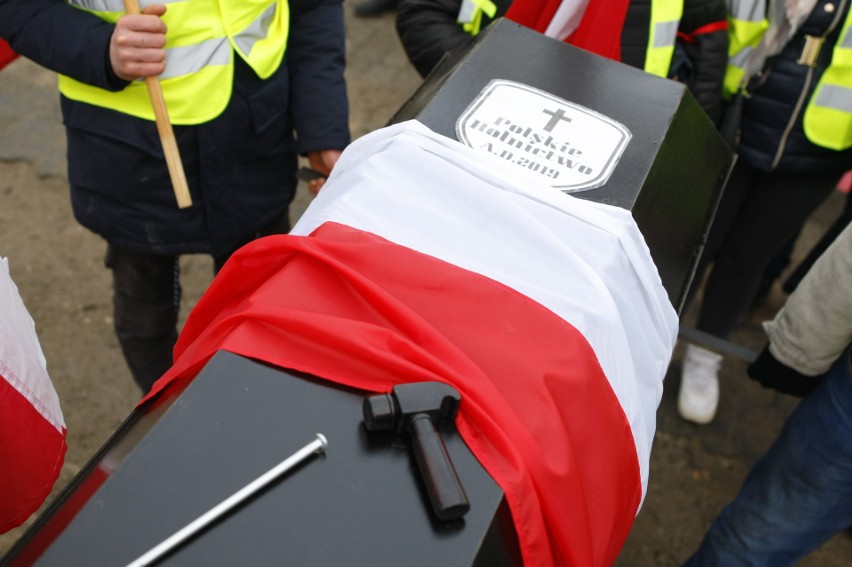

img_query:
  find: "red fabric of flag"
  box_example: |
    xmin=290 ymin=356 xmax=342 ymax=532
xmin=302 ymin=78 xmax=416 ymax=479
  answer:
xmin=0 ymin=38 xmax=19 ymax=71
xmin=143 ymin=224 xmax=643 ymax=567
xmin=0 ymin=258 xmax=66 ymax=534
xmin=505 ymin=0 xmax=563 ymax=32
xmin=506 ymin=0 xmax=630 ymax=60
xmin=0 ymin=380 xmax=67 ymax=533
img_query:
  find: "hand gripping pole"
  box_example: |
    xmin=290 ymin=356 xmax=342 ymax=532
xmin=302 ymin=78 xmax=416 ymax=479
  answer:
xmin=122 ymin=0 xmax=192 ymax=209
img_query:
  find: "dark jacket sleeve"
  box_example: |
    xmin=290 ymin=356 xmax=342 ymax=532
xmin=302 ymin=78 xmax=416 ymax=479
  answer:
xmin=396 ymin=0 xmax=511 ymax=78
xmin=287 ymin=0 xmax=350 ymax=154
xmin=679 ymin=0 xmax=728 ymax=124
xmin=396 ymin=0 xmax=474 ymax=78
xmin=0 ymin=0 xmax=125 ymax=91
xmin=620 ymin=0 xmax=652 ymax=70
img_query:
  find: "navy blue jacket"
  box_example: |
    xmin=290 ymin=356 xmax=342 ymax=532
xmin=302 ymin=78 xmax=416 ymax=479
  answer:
xmin=0 ymin=0 xmax=350 ymax=257
xmin=738 ymin=0 xmax=852 ymax=173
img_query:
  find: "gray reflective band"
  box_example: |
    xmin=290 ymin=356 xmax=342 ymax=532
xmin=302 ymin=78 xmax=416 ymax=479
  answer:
xmin=729 ymin=0 xmax=766 ymax=23
xmin=233 ymin=4 xmax=276 ymax=57
xmin=842 ymin=27 xmax=852 ymax=49
xmin=458 ymin=0 xmax=477 ymax=23
xmin=653 ymin=20 xmax=679 ymax=48
xmin=729 ymin=45 xmax=753 ymax=69
xmin=144 ymin=38 xmax=230 ymax=81
xmin=69 ymin=0 xmax=182 ymax=11
xmin=815 ymin=84 xmax=852 ymax=113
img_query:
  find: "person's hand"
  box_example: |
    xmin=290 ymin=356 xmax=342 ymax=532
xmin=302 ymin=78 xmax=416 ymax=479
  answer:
xmin=109 ymin=4 xmax=168 ymax=81
xmin=306 ymin=149 xmax=342 ymax=194
xmin=747 ymin=345 xmax=822 ymax=397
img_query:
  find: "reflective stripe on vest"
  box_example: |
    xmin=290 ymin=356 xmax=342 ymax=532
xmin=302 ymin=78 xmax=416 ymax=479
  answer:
xmin=458 ymin=0 xmax=498 ymax=36
xmin=73 ymin=0 xmax=183 ymax=9
xmin=58 ymin=0 xmax=289 ymax=124
xmin=804 ymin=9 xmax=852 ymax=150
xmin=645 ymin=0 xmax=684 ymax=77
xmin=723 ymin=0 xmax=769 ymax=97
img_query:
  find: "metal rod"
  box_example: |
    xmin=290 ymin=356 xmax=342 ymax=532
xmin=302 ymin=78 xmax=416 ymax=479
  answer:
xmin=678 ymin=324 xmax=759 ymax=363
xmin=126 ymin=433 xmax=328 ymax=567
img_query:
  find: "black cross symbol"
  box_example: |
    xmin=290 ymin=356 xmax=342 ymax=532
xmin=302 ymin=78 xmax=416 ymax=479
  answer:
xmin=542 ymin=107 xmax=571 ymax=132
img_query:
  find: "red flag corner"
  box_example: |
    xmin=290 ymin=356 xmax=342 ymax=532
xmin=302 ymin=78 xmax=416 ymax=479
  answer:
xmin=0 ymin=38 xmax=19 ymax=71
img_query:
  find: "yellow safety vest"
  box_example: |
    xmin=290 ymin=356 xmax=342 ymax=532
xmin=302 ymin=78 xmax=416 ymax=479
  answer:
xmin=644 ymin=0 xmax=684 ymax=77
xmin=58 ymin=0 xmax=289 ymax=125
xmin=723 ymin=0 xmax=769 ymax=97
xmin=803 ymin=8 xmax=852 ymax=149
xmin=457 ymin=0 xmax=498 ymax=36
xmin=725 ymin=0 xmax=852 ymax=150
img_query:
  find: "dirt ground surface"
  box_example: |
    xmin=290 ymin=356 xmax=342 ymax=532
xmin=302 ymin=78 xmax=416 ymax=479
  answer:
xmin=2 ymin=6 xmax=851 ymax=566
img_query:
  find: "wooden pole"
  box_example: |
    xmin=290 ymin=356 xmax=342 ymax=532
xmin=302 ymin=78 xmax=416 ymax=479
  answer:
xmin=123 ymin=0 xmax=192 ymax=209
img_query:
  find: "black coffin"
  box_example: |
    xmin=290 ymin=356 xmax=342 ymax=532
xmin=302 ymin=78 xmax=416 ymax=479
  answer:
xmin=391 ymin=18 xmax=735 ymax=313
xmin=3 ymin=352 xmax=521 ymax=566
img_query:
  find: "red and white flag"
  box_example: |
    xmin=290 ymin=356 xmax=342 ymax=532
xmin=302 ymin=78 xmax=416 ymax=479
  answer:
xmin=506 ymin=0 xmax=630 ymax=60
xmin=146 ymin=121 xmax=677 ymax=566
xmin=0 ymin=258 xmax=66 ymax=533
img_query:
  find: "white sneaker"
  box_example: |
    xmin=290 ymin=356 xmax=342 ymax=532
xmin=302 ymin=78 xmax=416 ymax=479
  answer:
xmin=677 ymin=343 xmax=723 ymax=424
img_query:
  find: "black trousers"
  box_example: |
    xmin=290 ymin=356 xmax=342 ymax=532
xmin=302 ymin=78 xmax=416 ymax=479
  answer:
xmin=106 ymin=211 xmax=290 ymax=393
xmin=693 ymin=160 xmax=840 ymax=339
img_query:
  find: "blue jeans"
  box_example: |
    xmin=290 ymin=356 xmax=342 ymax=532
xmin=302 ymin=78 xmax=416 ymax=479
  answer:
xmin=683 ymin=346 xmax=852 ymax=566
